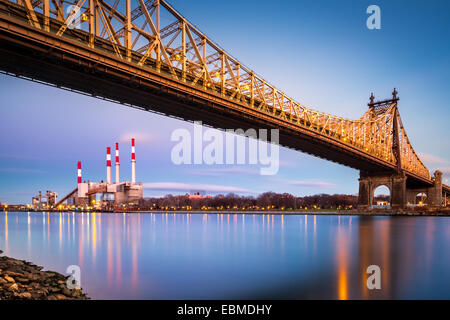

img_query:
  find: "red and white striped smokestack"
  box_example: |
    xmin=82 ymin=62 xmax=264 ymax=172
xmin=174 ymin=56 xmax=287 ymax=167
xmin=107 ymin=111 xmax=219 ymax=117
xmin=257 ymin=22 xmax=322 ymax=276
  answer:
xmin=131 ymin=138 xmax=136 ymax=184
xmin=106 ymin=147 xmax=111 ymax=184
xmin=115 ymin=142 xmax=120 ymax=183
xmin=77 ymin=161 xmax=82 ymax=184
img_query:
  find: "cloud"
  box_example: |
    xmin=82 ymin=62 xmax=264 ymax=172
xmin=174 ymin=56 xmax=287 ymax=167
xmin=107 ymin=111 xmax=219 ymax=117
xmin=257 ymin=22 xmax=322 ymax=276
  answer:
xmin=0 ymin=153 xmax=40 ymax=160
xmin=185 ymin=167 xmax=259 ymax=177
xmin=119 ymin=132 xmax=155 ymax=144
xmin=0 ymin=168 xmax=45 ymax=174
xmin=418 ymin=153 xmax=448 ymax=165
xmin=0 ymin=191 xmax=34 ymax=196
xmin=288 ymin=180 xmax=336 ymax=188
xmin=143 ymin=182 xmax=252 ymax=193
xmin=278 ymin=160 xmax=296 ymax=168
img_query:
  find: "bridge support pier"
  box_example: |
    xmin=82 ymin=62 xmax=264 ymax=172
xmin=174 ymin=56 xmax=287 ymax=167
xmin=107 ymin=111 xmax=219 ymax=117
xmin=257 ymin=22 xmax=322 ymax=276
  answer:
xmin=357 ymin=170 xmax=443 ymax=209
xmin=425 ymin=170 xmax=442 ymax=206
xmin=357 ymin=172 xmax=407 ymax=209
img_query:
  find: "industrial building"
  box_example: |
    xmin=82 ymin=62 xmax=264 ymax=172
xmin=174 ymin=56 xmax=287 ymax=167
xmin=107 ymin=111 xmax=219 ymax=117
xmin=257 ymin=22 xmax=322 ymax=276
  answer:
xmin=56 ymin=138 xmax=143 ymax=210
xmin=31 ymin=190 xmax=58 ymax=210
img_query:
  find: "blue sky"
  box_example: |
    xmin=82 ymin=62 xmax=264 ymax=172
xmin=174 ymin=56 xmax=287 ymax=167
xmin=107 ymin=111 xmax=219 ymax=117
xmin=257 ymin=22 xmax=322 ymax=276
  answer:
xmin=1 ymin=0 xmax=449 ymax=204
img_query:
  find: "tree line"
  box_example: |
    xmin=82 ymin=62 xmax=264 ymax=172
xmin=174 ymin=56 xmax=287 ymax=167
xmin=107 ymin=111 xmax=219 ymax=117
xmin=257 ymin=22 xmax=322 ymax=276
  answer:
xmin=134 ymin=192 xmax=365 ymax=211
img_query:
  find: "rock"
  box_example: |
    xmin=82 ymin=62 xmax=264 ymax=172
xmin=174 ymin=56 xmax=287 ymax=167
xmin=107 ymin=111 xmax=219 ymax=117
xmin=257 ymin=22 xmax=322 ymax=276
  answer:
xmin=71 ymin=289 xmax=81 ymax=298
xmin=0 ymin=250 xmax=3 ymax=254
xmin=62 ymin=288 xmax=71 ymax=296
xmin=0 ymin=254 xmax=89 ymax=300
xmin=18 ymin=292 xmax=32 ymax=299
xmin=16 ymin=277 xmax=30 ymax=283
xmin=26 ymin=274 xmax=39 ymax=281
xmin=10 ymin=260 xmax=24 ymax=266
xmin=7 ymin=283 xmax=18 ymax=291
xmin=36 ymin=289 xmax=48 ymax=296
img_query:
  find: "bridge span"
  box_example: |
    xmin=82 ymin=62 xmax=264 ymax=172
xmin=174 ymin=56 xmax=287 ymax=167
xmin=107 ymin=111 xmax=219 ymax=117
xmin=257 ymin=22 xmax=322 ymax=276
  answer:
xmin=0 ymin=0 xmax=448 ymax=208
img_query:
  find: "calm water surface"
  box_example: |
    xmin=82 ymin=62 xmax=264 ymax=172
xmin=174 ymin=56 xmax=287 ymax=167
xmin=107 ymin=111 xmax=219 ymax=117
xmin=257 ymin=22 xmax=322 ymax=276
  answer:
xmin=1 ymin=211 xmax=449 ymax=299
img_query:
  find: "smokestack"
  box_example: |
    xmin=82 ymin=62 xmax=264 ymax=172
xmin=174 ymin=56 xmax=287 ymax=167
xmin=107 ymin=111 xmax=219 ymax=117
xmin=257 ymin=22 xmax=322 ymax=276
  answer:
xmin=106 ymin=147 xmax=111 ymax=184
xmin=77 ymin=161 xmax=82 ymax=184
xmin=131 ymin=138 xmax=136 ymax=184
xmin=115 ymin=142 xmax=120 ymax=183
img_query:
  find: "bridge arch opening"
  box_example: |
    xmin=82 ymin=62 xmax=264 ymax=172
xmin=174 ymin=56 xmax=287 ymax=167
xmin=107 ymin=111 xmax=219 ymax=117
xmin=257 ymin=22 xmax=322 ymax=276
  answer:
xmin=373 ymin=185 xmax=391 ymax=208
xmin=415 ymin=192 xmax=427 ymax=206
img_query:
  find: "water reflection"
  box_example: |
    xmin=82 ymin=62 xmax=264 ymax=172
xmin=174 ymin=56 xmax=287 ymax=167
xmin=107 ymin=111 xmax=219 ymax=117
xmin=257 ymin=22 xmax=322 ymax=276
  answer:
xmin=4 ymin=212 xmax=7 ymax=252
xmin=336 ymin=216 xmax=349 ymax=300
xmin=92 ymin=212 xmax=97 ymax=262
xmin=0 ymin=212 xmax=449 ymax=299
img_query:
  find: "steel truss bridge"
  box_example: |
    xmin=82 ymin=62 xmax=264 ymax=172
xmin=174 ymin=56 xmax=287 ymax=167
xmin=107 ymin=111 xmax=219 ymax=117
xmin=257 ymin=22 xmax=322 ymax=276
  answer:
xmin=0 ymin=0 xmax=448 ymax=207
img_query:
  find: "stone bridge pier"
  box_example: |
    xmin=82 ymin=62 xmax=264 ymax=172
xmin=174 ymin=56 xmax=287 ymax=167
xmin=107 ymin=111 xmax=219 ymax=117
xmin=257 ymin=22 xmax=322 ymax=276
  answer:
xmin=357 ymin=170 xmax=443 ymax=209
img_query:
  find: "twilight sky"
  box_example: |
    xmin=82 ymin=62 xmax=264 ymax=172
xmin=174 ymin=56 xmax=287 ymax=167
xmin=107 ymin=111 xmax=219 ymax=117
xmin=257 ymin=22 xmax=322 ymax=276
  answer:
xmin=0 ymin=0 xmax=449 ymax=204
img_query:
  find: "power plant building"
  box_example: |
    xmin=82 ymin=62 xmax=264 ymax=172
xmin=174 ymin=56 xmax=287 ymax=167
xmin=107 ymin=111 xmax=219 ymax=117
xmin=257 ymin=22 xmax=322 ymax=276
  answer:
xmin=32 ymin=190 xmax=58 ymax=209
xmin=57 ymin=138 xmax=143 ymax=209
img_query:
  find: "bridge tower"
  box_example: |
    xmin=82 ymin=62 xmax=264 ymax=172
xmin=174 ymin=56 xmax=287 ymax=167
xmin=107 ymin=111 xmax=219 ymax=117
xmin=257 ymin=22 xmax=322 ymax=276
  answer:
xmin=358 ymin=170 xmax=443 ymax=209
xmin=357 ymin=90 xmax=443 ymax=210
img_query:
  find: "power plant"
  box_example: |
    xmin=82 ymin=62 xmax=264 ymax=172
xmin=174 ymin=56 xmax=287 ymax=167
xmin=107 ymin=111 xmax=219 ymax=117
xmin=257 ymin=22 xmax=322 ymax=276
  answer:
xmin=55 ymin=138 xmax=143 ymax=210
xmin=32 ymin=190 xmax=58 ymax=210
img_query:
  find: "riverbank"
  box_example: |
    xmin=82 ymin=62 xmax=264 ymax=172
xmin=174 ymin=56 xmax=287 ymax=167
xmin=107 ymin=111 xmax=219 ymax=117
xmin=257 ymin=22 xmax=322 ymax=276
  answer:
xmin=2 ymin=208 xmax=449 ymax=216
xmin=0 ymin=250 xmax=89 ymax=300
xmin=142 ymin=209 xmax=450 ymax=216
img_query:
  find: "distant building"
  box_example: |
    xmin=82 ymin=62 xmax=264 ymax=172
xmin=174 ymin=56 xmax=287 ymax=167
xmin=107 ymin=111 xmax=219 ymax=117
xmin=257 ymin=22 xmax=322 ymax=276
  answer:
xmin=187 ymin=192 xmax=212 ymax=200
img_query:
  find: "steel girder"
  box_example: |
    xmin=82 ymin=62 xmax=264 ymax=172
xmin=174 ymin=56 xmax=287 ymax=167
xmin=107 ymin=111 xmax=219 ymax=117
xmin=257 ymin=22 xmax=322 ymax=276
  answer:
xmin=0 ymin=0 xmax=431 ymax=181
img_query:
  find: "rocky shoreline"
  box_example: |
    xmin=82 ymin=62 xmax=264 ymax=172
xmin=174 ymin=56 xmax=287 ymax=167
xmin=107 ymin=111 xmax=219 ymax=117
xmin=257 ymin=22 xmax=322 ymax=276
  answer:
xmin=0 ymin=250 xmax=89 ymax=300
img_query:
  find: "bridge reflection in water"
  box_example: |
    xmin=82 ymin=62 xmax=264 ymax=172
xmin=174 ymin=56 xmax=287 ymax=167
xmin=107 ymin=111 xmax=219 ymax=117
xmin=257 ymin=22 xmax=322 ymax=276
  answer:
xmin=1 ymin=211 xmax=450 ymax=299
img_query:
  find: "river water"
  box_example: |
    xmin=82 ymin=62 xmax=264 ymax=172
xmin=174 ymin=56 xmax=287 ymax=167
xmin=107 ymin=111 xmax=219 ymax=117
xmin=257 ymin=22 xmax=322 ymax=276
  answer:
xmin=0 ymin=211 xmax=449 ymax=299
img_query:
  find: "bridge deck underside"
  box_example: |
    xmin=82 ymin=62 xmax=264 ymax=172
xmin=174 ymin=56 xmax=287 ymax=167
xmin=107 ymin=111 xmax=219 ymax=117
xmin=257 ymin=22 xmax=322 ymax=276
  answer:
xmin=0 ymin=13 xmax=434 ymax=188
